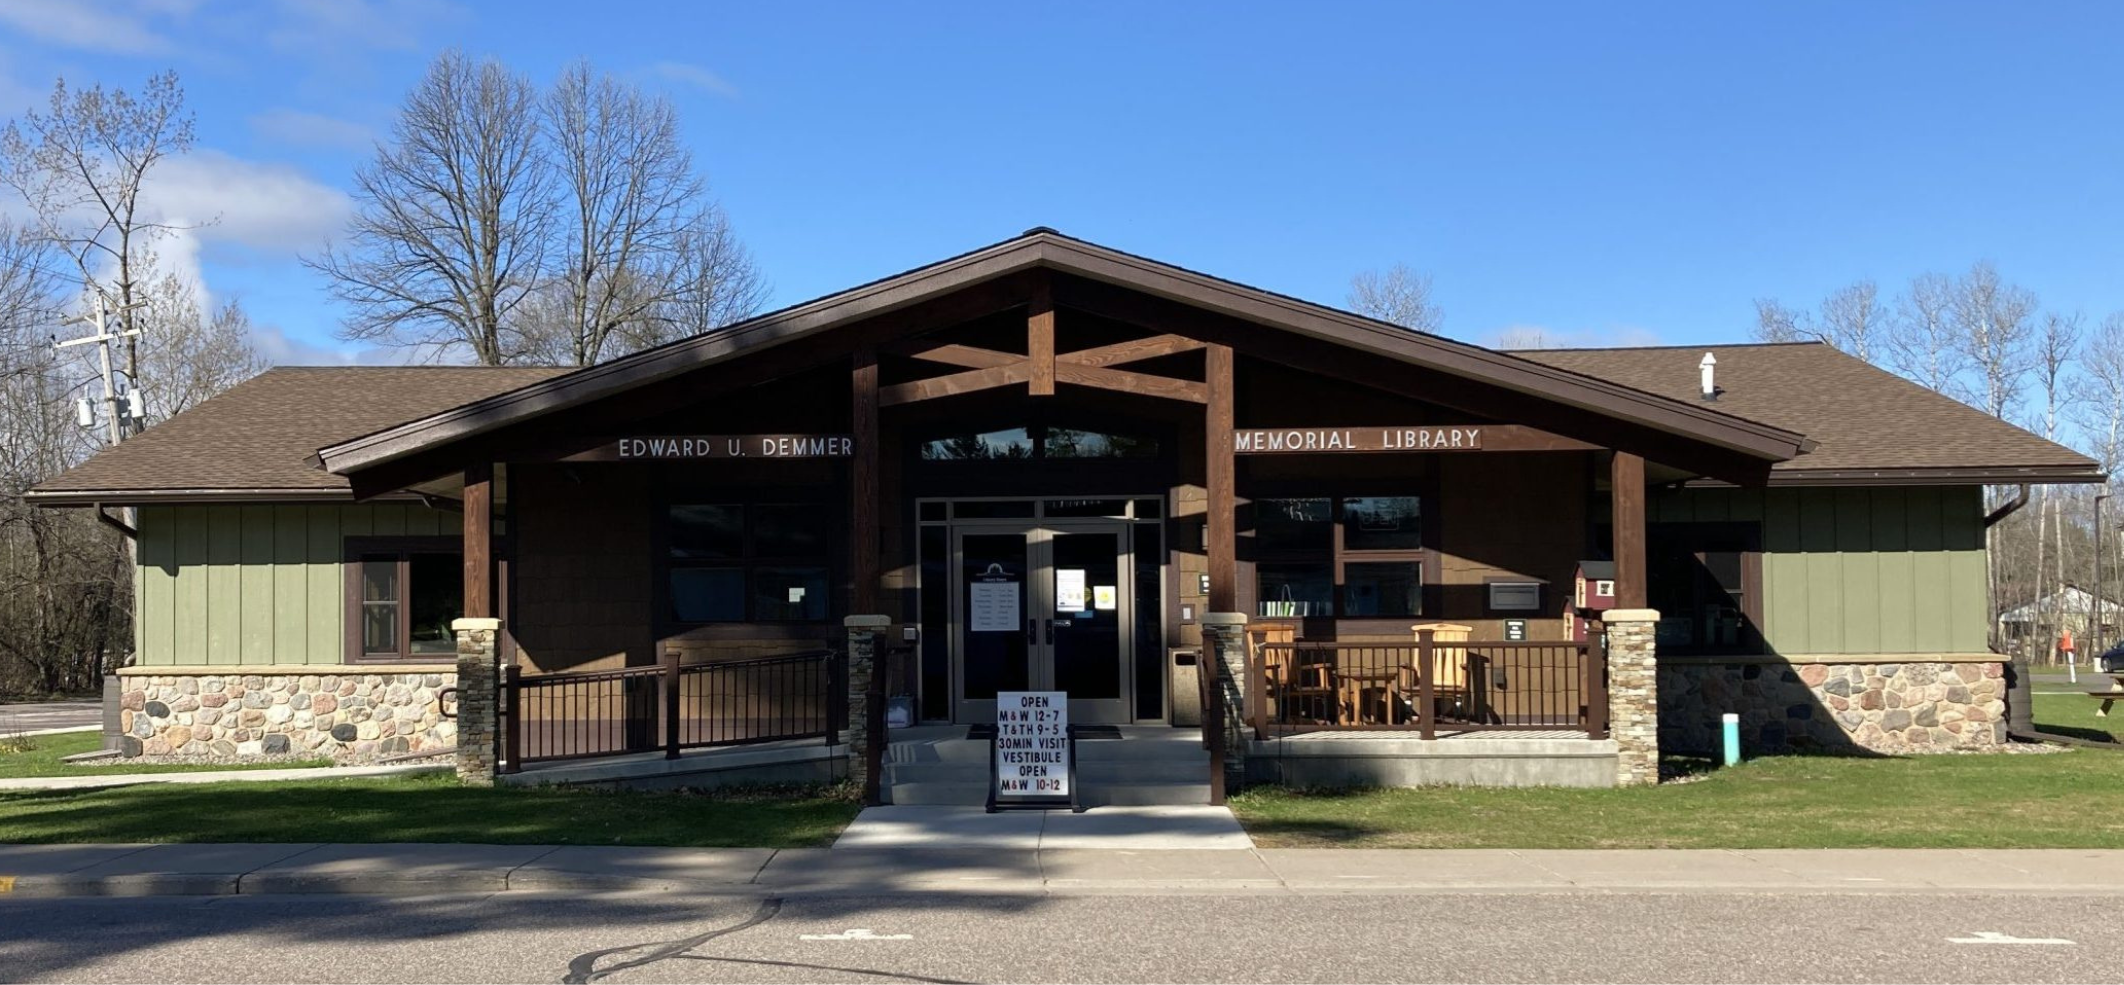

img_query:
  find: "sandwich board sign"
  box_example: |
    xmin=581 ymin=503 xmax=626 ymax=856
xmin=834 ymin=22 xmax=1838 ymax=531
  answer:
xmin=988 ymin=690 xmax=1080 ymax=812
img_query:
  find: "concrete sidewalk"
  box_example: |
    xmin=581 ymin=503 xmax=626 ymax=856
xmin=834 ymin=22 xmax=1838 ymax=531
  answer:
xmin=9 ymin=842 xmax=2124 ymax=898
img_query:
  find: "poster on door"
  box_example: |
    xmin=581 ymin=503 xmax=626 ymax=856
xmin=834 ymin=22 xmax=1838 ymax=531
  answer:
xmin=995 ymin=691 xmax=1069 ymax=801
xmin=1056 ymin=569 xmax=1087 ymax=612
xmin=969 ymin=564 xmax=1020 ymax=633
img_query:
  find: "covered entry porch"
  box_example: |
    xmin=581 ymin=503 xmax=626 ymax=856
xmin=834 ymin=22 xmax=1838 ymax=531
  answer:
xmin=312 ymin=229 xmax=1808 ymax=793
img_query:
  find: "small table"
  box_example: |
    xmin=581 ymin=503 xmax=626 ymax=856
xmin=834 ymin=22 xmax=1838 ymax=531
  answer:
xmin=1337 ymin=670 xmax=1403 ymax=725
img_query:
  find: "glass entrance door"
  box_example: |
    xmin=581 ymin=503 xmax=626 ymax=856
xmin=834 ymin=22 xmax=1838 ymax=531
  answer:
xmin=952 ymin=520 xmax=1134 ymax=724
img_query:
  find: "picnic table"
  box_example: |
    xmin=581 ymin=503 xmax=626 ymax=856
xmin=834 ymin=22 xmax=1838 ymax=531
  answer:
xmin=2087 ymin=674 xmax=2124 ymax=716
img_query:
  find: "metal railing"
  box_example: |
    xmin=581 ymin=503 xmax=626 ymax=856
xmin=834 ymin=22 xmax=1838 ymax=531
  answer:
xmin=1198 ymin=641 xmax=1228 ymax=805
xmin=499 ymin=648 xmax=845 ymax=770
xmin=1249 ymin=629 xmax=1608 ymax=740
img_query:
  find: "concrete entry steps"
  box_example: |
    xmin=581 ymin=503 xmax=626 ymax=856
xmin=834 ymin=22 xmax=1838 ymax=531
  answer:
xmin=883 ymin=724 xmax=1212 ymax=807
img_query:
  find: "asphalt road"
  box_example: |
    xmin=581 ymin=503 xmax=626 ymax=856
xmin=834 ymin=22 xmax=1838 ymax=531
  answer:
xmin=3 ymin=891 xmax=2120 ymax=984
xmin=0 ymin=700 xmax=99 ymax=733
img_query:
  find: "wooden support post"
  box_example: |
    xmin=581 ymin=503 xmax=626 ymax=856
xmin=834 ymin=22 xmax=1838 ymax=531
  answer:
xmin=1611 ymin=450 xmax=1647 ymax=609
xmin=1417 ymin=629 xmax=1437 ymax=741
xmin=462 ymin=462 xmax=493 ymax=619
xmin=852 ymin=349 xmax=881 ymax=614
xmin=1028 ymin=284 xmax=1055 ymax=397
xmin=1205 ymin=344 xmax=1237 ymax=613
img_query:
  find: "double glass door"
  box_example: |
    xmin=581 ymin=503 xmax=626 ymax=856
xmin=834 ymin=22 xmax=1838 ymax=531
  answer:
xmin=953 ymin=520 xmax=1134 ymax=724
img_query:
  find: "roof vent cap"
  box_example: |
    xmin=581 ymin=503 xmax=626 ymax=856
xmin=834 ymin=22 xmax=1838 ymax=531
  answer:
xmin=1699 ymin=352 xmax=1718 ymax=400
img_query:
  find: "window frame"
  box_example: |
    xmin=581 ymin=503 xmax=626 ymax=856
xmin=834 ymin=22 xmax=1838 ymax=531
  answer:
xmin=342 ymin=535 xmax=469 ymax=664
xmin=1246 ymin=491 xmax=1439 ymax=621
xmin=657 ymin=492 xmax=838 ymax=627
xmin=1646 ymin=521 xmax=1765 ymax=656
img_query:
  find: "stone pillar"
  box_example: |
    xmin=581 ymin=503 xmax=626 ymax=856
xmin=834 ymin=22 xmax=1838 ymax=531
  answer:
xmin=1201 ymin=612 xmax=1249 ymax=790
xmin=452 ymin=617 xmax=503 ymax=785
xmin=845 ymin=615 xmax=889 ymax=801
xmin=1601 ymin=609 xmax=1660 ymax=787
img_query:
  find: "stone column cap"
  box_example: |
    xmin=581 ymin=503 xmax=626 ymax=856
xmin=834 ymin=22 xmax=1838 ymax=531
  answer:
xmin=1201 ymin=612 xmax=1249 ymax=627
xmin=451 ymin=618 xmax=502 ymax=632
xmin=844 ymin=614 xmax=892 ymax=628
xmin=1600 ymin=608 xmax=1662 ymax=623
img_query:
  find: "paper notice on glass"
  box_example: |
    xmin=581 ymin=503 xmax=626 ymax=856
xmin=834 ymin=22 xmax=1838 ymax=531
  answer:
xmin=1093 ymin=585 xmax=1117 ymax=610
xmin=1056 ymin=569 xmax=1087 ymax=612
xmin=970 ymin=576 xmax=1020 ymax=633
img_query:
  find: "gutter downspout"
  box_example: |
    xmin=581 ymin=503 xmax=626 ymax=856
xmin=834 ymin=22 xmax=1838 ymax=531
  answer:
xmin=93 ymin=502 xmax=138 ymax=540
xmin=1983 ymin=483 xmax=2031 ymax=528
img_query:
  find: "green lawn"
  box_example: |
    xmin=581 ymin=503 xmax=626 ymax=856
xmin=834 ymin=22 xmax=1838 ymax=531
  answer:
xmin=0 ymin=771 xmax=860 ymax=848
xmin=0 ymin=731 xmax=334 ymax=779
xmin=1233 ymin=747 xmax=2124 ymax=849
xmin=2032 ymin=689 xmax=2124 ymax=744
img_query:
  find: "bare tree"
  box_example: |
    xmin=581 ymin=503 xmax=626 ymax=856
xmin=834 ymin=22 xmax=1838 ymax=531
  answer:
xmin=1495 ymin=326 xmax=1565 ymax=350
xmin=308 ymin=50 xmax=553 ymax=365
xmin=2029 ymin=311 xmax=2082 ymax=659
xmin=535 ymin=61 xmax=702 ymax=366
xmin=314 ymin=51 xmax=765 ymax=367
xmin=1884 ymin=272 xmax=1969 ymax=398
xmin=0 ymin=72 xmax=196 ymax=388
xmin=1348 ymin=263 xmax=1442 ymax=334
xmin=1955 ymin=261 xmax=2038 ymax=422
xmin=1751 ymin=281 xmax=1883 ymax=359
xmin=127 ymin=267 xmax=265 ymax=419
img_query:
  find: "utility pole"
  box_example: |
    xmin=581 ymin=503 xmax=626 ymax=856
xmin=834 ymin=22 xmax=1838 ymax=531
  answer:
xmin=55 ymin=294 xmax=142 ymax=447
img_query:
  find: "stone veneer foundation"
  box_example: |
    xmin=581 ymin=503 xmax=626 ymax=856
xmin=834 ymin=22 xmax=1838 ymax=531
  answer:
xmin=116 ymin=666 xmax=456 ymax=760
xmin=1659 ymin=658 xmax=2006 ymax=755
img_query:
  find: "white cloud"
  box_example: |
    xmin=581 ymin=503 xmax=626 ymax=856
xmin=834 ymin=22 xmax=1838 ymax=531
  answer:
xmin=249 ymin=108 xmax=375 ymax=150
xmin=646 ymin=61 xmax=740 ymax=98
xmin=0 ymin=0 xmax=179 ymax=55
xmin=141 ymin=149 xmax=351 ymax=254
xmin=259 ymin=0 xmax=466 ymax=54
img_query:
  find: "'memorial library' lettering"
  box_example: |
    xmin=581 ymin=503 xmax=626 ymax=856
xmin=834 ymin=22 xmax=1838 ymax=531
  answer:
xmin=1233 ymin=426 xmax=1483 ymax=454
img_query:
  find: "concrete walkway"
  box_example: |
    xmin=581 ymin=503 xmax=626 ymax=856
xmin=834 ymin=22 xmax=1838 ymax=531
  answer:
xmin=833 ymin=806 xmax=1254 ymax=850
xmin=8 ymin=842 xmax=2124 ymax=898
xmin=0 ymin=763 xmax=448 ymax=792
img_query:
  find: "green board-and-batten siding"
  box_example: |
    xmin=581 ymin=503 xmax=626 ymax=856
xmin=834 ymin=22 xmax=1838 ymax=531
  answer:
xmin=134 ymin=503 xmax=459 ymax=666
xmin=1650 ymin=485 xmax=1988 ymax=656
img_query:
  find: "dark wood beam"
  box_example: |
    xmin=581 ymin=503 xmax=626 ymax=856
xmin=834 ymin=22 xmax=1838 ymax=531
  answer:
xmin=1206 ymin=343 xmax=1237 ymax=613
xmin=1057 ymin=333 xmax=1206 ymax=368
xmin=462 ymin=461 xmax=493 ymax=619
xmin=852 ymin=349 xmax=880 ymax=613
xmin=892 ymin=342 xmax=1020 ymax=369
xmin=1029 ymin=285 xmax=1055 ymax=397
xmin=1611 ymin=450 xmax=1647 ymax=609
xmin=1054 ymin=363 xmax=1208 ymax=404
xmin=878 ymin=362 xmax=1032 ymax=407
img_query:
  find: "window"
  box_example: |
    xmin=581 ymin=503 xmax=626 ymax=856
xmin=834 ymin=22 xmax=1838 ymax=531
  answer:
xmin=665 ymin=501 xmax=832 ymax=623
xmin=346 ymin=539 xmax=462 ymax=661
xmin=1647 ymin=523 xmax=1762 ymax=654
xmin=919 ymin=424 xmax=1159 ymax=461
xmin=1252 ymin=495 xmax=1428 ymax=618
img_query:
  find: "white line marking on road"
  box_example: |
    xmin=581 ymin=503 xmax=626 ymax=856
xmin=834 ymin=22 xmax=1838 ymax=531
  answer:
xmin=800 ymin=929 xmax=913 ymax=941
xmin=1948 ymin=932 xmax=2076 ymax=945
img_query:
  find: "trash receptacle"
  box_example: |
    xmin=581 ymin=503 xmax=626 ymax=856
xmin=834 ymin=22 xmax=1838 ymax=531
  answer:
xmin=1169 ymin=647 xmax=1203 ymax=727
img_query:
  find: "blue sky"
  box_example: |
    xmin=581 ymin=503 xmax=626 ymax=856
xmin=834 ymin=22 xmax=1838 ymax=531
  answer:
xmin=2 ymin=0 xmax=2119 ymax=363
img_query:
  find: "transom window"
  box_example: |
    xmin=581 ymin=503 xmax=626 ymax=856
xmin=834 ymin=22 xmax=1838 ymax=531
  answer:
xmin=1252 ymin=495 xmax=1427 ymax=619
xmin=920 ymin=424 xmax=1158 ymax=461
xmin=665 ymin=501 xmax=833 ymax=622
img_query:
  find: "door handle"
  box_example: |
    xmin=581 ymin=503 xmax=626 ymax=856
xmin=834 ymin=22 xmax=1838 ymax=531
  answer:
xmin=1044 ymin=619 xmax=1055 ymax=645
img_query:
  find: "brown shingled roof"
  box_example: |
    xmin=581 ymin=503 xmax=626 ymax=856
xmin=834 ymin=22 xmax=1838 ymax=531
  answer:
xmin=1520 ymin=342 xmax=2100 ymax=482
xmin=28 ymin=366 xmax=567 ymax=503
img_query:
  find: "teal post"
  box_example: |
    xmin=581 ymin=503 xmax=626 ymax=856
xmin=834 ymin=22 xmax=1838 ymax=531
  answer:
xmin=1720 ymin=712 xmax=1741 ymax=766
